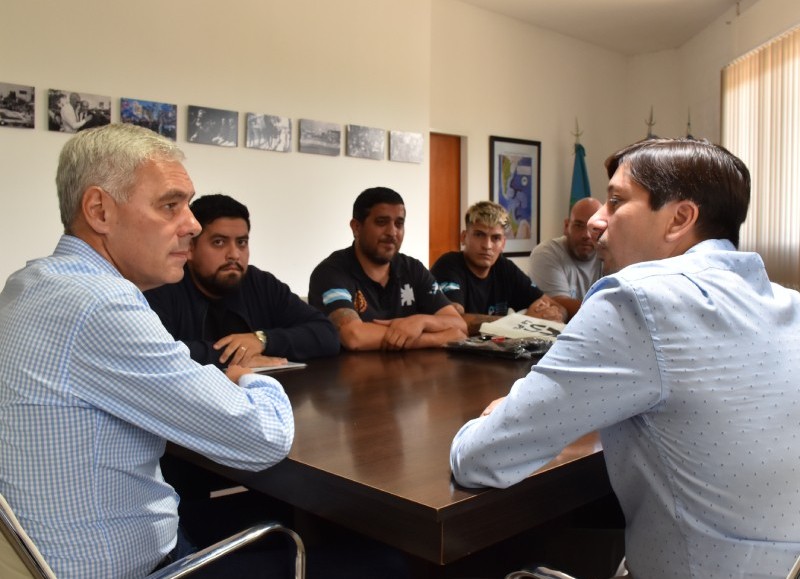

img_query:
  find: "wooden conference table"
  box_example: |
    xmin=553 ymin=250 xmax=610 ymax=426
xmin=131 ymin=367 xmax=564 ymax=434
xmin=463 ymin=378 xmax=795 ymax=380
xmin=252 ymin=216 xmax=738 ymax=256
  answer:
xmin=170 ymin=348 xmax=612 ymax=568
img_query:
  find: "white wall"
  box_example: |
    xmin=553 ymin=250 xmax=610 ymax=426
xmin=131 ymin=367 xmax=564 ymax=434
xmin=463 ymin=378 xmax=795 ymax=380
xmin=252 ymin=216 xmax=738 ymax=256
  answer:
xmin=678 ymin=0 xmax=800 ymax=142
xmin=632 ymin=0 xmax=800 ymax=147
xmin=2 ymin=0 xmax=799 ymax=292
xmin=0 ymin=0 xmax=431 ymax=294
xmin=430 ymin=0 xmax=630 ymax=248
xmin=430 ymin=0 xmax=800 ymax=256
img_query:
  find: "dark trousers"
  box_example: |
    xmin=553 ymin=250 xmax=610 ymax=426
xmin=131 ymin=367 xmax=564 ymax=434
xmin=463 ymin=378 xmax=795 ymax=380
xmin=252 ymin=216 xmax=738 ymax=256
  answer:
xmin=159 ymin=456 xmax=410 ymax=578
xmin=154 ymin=522 xmax=410 ymax=579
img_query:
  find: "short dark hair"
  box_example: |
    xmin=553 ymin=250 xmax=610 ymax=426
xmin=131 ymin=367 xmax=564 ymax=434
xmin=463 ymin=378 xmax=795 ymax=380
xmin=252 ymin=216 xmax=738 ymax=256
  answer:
xmin=605 ymin=138 xmax=750 ymax=247
xmin=190 ymin=194 xmax=250 ymax=231
xmin=352 ymin=187 xmax=404 ymax=222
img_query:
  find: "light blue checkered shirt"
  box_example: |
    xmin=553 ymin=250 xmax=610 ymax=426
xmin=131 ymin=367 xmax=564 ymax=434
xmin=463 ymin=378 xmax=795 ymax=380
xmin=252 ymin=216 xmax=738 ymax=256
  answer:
xmin=0 ymin=236 xmax=294 ymax=578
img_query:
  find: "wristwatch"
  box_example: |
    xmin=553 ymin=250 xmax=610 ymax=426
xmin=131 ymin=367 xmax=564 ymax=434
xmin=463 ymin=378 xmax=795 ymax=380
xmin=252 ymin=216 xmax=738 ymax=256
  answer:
xmin=254 ymin=330 xmax=268 ymax=352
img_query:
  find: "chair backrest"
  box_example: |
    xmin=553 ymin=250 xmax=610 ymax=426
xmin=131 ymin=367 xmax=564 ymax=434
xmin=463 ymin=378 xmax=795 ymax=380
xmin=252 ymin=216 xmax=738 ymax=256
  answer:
xmin=0 ymin=491 xmax=305 ymax=579
xmin=0 ymin=493 xmax=56 ymax=579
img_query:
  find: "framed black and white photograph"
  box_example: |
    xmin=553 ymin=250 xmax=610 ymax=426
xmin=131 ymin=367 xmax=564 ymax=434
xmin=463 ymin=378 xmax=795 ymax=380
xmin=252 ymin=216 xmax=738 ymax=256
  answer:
xmin=489 ymin=135 xmax=541 ymax=255
xmin=346 ymin=124 xmax=385 ymax=160
xmin=120 ymin=97 xmax=177 ymax=141
xmin=389 ymin=130 xmax=423 ymax=163
xmin=48 ymin=89 xmax=111 ymax=133
xmin=245 ymin=113 xmax=291 ymax=152
xmin=298 ymin=119 xmax=341 ymax=156
xmin=0 ymin=82 xmax=34 ymax=129
xmin=187 ymin=105 xmax=238 ymax=147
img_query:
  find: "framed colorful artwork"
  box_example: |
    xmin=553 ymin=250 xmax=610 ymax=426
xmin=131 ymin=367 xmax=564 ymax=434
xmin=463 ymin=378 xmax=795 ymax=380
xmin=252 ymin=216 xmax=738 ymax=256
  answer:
xmin=120 ymin=97 xmax=177 ymax=140
xmin=489 ymin=135 xmax=541 ymax=255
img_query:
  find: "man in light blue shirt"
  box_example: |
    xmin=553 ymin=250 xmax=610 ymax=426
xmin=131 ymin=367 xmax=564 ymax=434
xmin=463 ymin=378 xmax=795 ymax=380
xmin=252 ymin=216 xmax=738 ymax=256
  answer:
xmin=0 ymin=124 xmax=294 ymax=577
xmin=451 ymin=138 xmax=800 ymax=578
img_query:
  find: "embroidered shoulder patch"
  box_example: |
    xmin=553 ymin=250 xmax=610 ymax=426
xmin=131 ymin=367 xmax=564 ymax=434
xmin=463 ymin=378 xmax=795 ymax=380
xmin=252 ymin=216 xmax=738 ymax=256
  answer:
xmin=353 ymin=290 xmax=368 ymax=313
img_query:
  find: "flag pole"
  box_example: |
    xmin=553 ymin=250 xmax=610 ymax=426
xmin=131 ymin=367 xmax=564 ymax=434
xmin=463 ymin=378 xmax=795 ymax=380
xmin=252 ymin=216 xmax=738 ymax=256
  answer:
xmin=569 ymin=118 xmax=591 ymax=209
xmin=571 ymin=117 xmax=582 ymax=144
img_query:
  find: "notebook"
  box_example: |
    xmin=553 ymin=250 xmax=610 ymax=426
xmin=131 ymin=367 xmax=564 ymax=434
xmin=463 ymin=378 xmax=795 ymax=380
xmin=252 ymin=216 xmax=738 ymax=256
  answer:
xmin=252 ymin=361 xmax=307 ymax=374
xmin=478 ymin=312 xmax=565 ymax=341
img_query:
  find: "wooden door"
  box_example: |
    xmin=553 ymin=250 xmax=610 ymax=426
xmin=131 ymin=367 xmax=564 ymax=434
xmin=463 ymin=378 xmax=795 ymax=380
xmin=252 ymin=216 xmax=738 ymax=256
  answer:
xmin=429 ymin=133 xmax=461 ymax=266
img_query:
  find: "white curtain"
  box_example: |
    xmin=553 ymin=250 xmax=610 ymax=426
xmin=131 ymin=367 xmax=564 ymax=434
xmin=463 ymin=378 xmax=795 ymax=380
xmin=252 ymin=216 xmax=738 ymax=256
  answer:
xmin=722 ymin=25 xmax=800 ymax=287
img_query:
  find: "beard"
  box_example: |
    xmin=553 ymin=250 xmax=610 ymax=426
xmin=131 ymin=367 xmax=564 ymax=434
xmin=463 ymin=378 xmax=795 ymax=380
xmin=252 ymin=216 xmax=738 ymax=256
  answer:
xmin=193 ymin=264 xmax=246 ymax=297
xmin=358 ymin=238 xmax=398 ymax=266
xmin=362 ymin=250 xmax=392 ymax=265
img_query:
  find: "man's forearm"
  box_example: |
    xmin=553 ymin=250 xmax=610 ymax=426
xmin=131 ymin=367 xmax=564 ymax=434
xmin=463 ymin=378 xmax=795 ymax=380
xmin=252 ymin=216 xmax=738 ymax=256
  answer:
xmin=338 ymin=321 xmax=387 ymax=351
xmin=525 ymin=296 xmax=568 ymax=323
xmin=462 ymin=313 xmax=501 ymax=336
xmin=379 ymin=313 xmax=467 ymax=349
xmin=549 ymin=294 xmax=583 ymax=320
xmin=406 ymin=325 xmax=467 ymax=349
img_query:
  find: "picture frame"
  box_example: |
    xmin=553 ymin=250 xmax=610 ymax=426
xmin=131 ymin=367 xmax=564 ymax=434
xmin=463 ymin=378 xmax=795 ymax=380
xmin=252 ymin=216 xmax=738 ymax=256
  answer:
xmin=187 ymin=105 xmax=238 ymax=147
xmin=489 ymin=135 xmax=541 ymax=255
xmin=346 ymin=124 xmax=385 ymax=160
xmin=0 ymin=82 xmax=35 ymax=129
xmin=245 ymin=113 xmax=291 ymax=152
xmin=298 ymin=119 xmax=341 ymax=156
xmin=120 ymin=97 xmax=177 ymax=141
xmin=389 ymin=130 xmax=423 ymax=163
xmin=48 ymin=88 xmax=111 ymax=133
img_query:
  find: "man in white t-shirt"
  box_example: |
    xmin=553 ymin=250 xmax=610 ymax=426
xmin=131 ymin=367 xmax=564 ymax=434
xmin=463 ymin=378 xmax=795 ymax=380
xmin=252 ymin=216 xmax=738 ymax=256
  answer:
xmin=529 ymin=197 xmax=602 ymax=319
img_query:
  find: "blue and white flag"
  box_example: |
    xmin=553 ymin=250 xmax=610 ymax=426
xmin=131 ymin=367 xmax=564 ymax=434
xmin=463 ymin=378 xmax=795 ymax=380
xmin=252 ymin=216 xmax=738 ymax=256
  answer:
xmin=569 ymin=143 xmax=591 ymax=207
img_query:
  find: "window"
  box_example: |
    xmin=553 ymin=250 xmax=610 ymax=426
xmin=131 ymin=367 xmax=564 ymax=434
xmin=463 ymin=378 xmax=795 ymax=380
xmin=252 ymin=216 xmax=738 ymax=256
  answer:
xmin=722 ymin=25 xmax=800 ymax=287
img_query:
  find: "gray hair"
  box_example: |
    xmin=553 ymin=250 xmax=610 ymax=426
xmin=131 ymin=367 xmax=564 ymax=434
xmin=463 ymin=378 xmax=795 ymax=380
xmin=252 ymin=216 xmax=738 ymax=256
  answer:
xmin=56 ymin=123 xmax=185 ymax=233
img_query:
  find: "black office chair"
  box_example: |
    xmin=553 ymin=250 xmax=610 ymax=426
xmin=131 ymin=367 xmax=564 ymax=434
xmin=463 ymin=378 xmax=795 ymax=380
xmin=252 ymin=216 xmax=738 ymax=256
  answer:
xmin=0 ymin=492 xmax=305 ymax=579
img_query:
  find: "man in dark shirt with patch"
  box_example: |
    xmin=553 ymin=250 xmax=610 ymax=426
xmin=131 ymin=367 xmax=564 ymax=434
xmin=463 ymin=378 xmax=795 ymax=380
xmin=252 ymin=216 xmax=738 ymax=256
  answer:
xmin=309 ymin=187 xmax=466 ymax=350
xmin=431 ymin=201 xmax=566 ymax=335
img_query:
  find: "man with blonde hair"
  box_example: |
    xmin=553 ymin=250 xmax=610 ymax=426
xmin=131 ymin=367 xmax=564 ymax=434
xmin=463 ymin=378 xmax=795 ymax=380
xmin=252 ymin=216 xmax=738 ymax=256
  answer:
xmin=431 ymin=200 xmax=566 ymax=335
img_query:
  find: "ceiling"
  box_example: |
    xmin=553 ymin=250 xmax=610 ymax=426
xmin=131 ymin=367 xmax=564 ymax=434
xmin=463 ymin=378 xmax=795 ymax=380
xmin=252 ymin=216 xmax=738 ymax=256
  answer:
xmin=457 ymin=0 xmax=743 ymax=55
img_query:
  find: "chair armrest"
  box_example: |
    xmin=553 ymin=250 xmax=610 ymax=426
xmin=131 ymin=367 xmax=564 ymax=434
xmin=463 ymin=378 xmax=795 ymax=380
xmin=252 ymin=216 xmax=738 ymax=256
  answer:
xmin=787 ymin=555 xmax=800 ymax=579
xmin=506 ymin=567 xmax=579 ymax=579
xmin=145 ymin=521 xmax=305 ymax=579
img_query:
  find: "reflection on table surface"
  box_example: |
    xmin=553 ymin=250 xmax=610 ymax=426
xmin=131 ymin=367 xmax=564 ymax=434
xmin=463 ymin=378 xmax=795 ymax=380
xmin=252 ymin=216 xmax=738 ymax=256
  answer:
xmin=170 ymin=348 xmax=610 ymax=565
xmin=276 ymin=349 xmax=601 ymax=507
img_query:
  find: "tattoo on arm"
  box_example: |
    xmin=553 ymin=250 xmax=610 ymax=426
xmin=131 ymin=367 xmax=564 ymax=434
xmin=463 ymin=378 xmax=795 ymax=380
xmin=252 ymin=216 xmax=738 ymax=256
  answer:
xmin=329 ymin=308 xmax=362 ymax=330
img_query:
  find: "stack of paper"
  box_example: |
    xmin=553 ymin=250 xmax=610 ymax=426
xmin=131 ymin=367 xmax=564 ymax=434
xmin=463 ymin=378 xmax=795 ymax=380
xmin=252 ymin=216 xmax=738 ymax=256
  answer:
xmin=478 ymin=313 xmax=565 ymax=341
